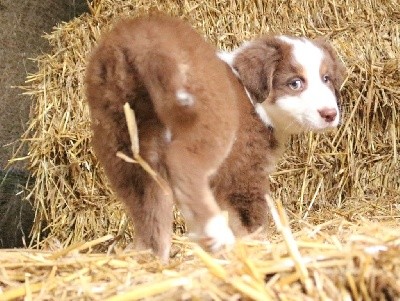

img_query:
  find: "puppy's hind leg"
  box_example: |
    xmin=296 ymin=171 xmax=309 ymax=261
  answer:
xmin=125 ymin=180 xmax=174 ymax=262
xmin=165 ymin=141 xmax=235 ymax=252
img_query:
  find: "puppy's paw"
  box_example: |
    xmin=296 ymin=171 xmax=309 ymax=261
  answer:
xmin=201 ymin=214 xmax=235 ymax=252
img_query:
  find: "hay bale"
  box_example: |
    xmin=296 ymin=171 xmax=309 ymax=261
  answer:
xmin=0 ymin=210 xmax=399 ymax=299
xmin=0 ymin=169 xmax=35 ymax=248
xmin=4 ymin=0 xmax=400 ymax=299
xmin=15 ymin=0 xmax=398 ymax=247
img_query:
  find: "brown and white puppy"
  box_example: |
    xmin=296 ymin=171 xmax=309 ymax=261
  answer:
xmin=85 ymin=15 xmax=345 ymax=261
xmin=216 ymin=35 xmax=346 ymax=236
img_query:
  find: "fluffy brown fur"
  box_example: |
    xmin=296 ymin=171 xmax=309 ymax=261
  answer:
xmin=86 ymin=15 xmax=240 ymax=260
xmin=85 ymin=15 xmax=345 ymax=261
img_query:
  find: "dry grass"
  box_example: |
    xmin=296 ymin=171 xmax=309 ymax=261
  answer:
xmin=2 ymin=0 xmax=399 ymax=299
xmin=1 ymin=208 xmax=399 ymax=300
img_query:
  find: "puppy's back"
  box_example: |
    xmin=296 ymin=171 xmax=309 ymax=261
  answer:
xmin=85 ymin=15 xmax=240 ymax=259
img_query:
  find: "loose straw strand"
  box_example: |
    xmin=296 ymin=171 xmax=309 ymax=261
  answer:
xmin=116 ymin=102 xmax=170 ymax=194
xmin=266 ymin=195 xmax=314 ymax=294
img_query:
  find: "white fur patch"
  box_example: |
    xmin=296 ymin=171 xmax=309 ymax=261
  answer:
xmin=217 ymin=51 xmax=240 ymax=78
xmin=203 ymin=214 xmax=235 ymax=252
xmin=255 ymin=103 xmax=273 ymax=128
xmin=217 ymin=51 xmax=236 ymax=66
xmin=176 ymin=89 xmax=195 ymax=106
xmin=164 ymin=128 xmax=172 ymax=143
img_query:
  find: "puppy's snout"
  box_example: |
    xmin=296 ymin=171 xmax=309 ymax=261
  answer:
xmin=318 ymin=108 xmax=337 ymax=123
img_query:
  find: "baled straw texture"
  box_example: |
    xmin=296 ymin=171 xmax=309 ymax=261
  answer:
xmin=1 ymin=205 xmax=399 ymax=300
xmin=13 ymin=0 xmax=399 ymax=249
xmin=4 ymin=0 xmax=399 ymax=298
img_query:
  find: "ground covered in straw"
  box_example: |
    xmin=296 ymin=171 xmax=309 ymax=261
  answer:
xmin=1 ymin=219 xmax=399 ymax=300
xmin=1 ymin=0 xmax=399 ymax=300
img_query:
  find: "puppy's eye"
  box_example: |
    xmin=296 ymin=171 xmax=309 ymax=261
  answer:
xmin=288 ymin=78 xmax=303 ymax=90
xmin=323 ymin=74 xmax=331 ymax=83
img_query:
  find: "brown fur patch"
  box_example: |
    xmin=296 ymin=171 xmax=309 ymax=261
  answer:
xmin=86 ymin=15 xmax=240 ymax=260
xmin=313 ymin=38 xmax=347 ymax=99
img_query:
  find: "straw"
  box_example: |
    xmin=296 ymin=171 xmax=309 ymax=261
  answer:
xmin=116 ymin=102 xmax=170 ymax=193
xmin=4 ymin=0 xmax=399 ymax=299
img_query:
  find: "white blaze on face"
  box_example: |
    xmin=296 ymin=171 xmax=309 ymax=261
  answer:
xmin=268 ymin=36 xmax=340 ymax=134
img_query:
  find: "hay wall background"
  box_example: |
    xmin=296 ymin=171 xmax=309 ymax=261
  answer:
xmin=16 ymin=0 xmax=399 ymax=247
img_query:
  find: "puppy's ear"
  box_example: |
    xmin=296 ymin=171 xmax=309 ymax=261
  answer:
xmin=232 ymin=38 xmax=281 ymax=103
xmin=314 ymin=38 xmax=347 ymax=96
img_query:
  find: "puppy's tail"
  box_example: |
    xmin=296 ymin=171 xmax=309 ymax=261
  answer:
xmin=137 ymin=51 xmax=198 ymax=122
xmin=87 ymin=39 xmax=197 ymax=125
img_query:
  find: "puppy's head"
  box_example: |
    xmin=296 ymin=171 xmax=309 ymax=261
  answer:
xmin=232 ymin=35 xmax=346 ymax=134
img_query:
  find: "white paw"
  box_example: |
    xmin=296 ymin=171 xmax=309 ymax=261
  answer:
xmin=201 ymin=214 xmax=235 ymax=252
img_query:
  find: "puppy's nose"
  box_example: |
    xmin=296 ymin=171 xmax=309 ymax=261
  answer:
xmin=318 ymin=108 xmax=337 ymax=122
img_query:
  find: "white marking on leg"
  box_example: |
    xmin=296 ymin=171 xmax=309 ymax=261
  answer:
xmin=203 ymin=214 xmax=235 ymax=252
